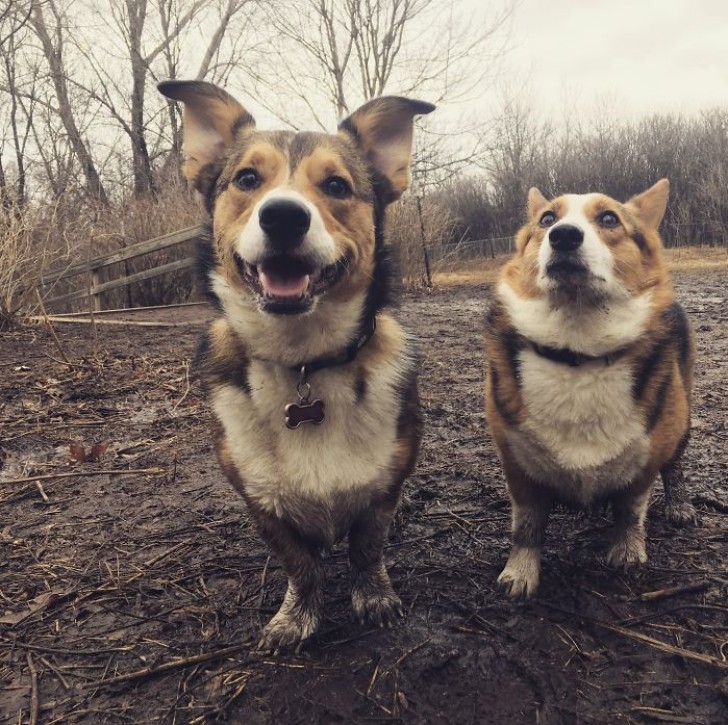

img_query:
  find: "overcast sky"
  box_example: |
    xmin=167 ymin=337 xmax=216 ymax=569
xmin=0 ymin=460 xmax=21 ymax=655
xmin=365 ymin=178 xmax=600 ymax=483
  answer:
xmin=493 ymin=0 xmax=728 ymax=119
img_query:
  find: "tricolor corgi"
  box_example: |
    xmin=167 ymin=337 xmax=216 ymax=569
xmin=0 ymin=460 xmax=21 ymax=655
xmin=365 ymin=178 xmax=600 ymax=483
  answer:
xmin=158 ymin=80 xmax=433 ymax=649
xmin=484 ymin=179 xmax=696 ymax=598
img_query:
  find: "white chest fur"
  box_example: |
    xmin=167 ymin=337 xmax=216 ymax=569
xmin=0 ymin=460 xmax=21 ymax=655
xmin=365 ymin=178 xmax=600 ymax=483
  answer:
xmin=505 ymin=350 xmax=650 ymax=504
xmin=211 ymin=352 xmax=410 ymax=517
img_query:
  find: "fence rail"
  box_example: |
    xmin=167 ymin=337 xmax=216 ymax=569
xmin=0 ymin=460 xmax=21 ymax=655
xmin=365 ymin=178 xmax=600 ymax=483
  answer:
xmin=41 ymin=225 xmax=203 ymax=311
xmin=39 ymin=224 xmax=513 ymax=313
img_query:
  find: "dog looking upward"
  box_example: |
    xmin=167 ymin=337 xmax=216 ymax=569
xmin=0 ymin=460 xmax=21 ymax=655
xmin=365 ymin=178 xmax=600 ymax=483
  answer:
xmin=484 ymin=179 xmax=696 ymax=598
xmin=158 ymin=80 xmax=433 ymax=649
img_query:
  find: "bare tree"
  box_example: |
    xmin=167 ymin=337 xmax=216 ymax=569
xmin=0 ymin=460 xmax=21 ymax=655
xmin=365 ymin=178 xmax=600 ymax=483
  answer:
xmin=29 ymin=0 xmax=109 ymax=203
xmin=249 ymin=0 xmax=515 ymax=129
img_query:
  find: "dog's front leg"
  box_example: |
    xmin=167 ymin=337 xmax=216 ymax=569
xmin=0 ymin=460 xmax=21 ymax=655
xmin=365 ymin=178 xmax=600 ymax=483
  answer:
xmin=348 ymin=499 xmax=403 ymax=627
xmin=498 ymin=484 xmax=551 ymax=600
xmin=255 ymin=511 xmax=325 ymax=652
xmin=607 ymin=474 xmax=655 ymax=567
xmin=661 ymin=434 xmax=697 ymax=526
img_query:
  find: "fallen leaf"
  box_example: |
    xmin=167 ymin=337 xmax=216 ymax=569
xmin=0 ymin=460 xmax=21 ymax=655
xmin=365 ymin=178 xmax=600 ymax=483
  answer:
xmin=68 ymin=443 xmax=86 ymax=463
xmin=0 ymin=589 xmax=64 ymax=625
xmin=88 ymin=442 xmax=109 ymax=462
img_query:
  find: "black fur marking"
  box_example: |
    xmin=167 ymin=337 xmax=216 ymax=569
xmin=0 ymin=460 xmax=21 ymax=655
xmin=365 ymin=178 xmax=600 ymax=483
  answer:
xmin=646 ymin=372 xmax=671 ymax=432
xmin=484 ymin=302 xmax=523 ymax=384
xmin=632 ymin=336 xmax=670 ymax=401
xmin=663 ymin=302 xmax=692 ymax=380
xmin=231 ymin=113 xmax=256 ymax=138
xmin=632 ymin=229 xmax=648 ymax=252
xmin=195 ymin=224 xmax=222 ymax=311
xmin=354 ymin=373 xmax=368 ymax=404
xmin=359 ymin=189 xmax=397 ymax=333
xmin=197 ymin=163 xmax=224 ymax=211
xmin=489 ymin=366 xmax=518 ymax=427
xmin=502 ymin=327 xmax=524 ymax=384
xmin=195 ymin=331 xmax=251 ymax=396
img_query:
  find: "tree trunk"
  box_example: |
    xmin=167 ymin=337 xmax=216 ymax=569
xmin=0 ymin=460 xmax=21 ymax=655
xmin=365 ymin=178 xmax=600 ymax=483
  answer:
xmin=30 ymin=0 xmax=108 ymax=204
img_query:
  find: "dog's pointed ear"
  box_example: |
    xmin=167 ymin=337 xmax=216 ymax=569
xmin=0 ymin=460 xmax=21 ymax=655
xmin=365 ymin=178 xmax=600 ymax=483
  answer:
xmin=527 ymin=187 xmax=549 ymax=220
xmin=158 ymin=80 xmax=255 ymax=192
xmin=626 ymin=178 xmax=670 ymax=229
xmin=339 ymin=96 xmax=435 ymax=204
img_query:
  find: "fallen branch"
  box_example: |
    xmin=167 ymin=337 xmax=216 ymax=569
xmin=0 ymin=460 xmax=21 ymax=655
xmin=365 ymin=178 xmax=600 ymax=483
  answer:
xmin=1 ymin=468 xmax=165 ymax=485
xmin=594 ymin=620 xmax=728 ymax=670
xmin=83 ymin=643 xmax=252 ymax=688
xmin=638 ymin=580 xmax=711 ymax=602
xmin=26 ymin=652 xmax=39 ymax=725
xmin=28 ymin=316 xmax=203 ymax=328
xmin=35 ymin=290 xmax=72 ymax=366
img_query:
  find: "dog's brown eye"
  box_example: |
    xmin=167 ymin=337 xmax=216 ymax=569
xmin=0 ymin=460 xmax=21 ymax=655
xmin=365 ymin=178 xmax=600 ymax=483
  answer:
xmin=539 ymin=211 xmax=556 ymax=227
xmin=234 ymin=168 xmax=261 ymax=191
xmin=598 ymin=211 xmax=619 ymax=228
xmin=322 ymin=175 xmax=351 ymax=199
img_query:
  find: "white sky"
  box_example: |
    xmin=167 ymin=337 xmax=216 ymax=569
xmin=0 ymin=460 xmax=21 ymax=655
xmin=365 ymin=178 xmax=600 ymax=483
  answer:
xmin=489 ymin=0 xmax=728 ymax=119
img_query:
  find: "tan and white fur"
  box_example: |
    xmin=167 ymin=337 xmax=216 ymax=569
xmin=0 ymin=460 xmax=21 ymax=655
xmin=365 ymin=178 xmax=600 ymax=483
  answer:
xmin=484 ymin=180 xmax=696 ymax=598
xmin=158 ymin=80 xmax=433 ymax=649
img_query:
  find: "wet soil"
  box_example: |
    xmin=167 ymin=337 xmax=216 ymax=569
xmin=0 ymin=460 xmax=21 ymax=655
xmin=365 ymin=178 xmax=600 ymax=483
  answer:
xmin=1 ymin=267 xmax=727 ymax=724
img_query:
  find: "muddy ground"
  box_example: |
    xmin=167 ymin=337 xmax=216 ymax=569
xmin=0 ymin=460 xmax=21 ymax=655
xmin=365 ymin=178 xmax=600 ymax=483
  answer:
xmin=1 ymin=266 xmax=727 ymax=724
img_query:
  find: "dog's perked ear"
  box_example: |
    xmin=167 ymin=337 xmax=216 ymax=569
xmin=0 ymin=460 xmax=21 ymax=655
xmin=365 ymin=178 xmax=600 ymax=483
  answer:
xmin=526 ymin=187 xmax=549 ymax=221
xmin=625 ymin=178 xmax=670 ymax=229
xmin=339 ymin=96 xmax=435 ymax=204
xmin=158 ymin=80 xmax=255 ymax=194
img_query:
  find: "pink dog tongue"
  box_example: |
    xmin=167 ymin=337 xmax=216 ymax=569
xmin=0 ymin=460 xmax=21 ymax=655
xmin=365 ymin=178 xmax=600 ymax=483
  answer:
xmin=259 ymin=270 xmax=310 ymax=298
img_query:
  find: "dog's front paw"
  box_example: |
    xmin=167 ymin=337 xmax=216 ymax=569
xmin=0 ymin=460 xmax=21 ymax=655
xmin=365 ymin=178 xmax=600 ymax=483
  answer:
xmin=665 ymin=500 xmax=698 ymax=527
xmin=606 ymin=534 xmax=647 ymax=568
xmin=258 ymin=606 xmax=319 ymax=653
xmin=352 ymin=585 xmax=404 ymax=628
xmin=497 ymin=547 xmax=540 ymax=599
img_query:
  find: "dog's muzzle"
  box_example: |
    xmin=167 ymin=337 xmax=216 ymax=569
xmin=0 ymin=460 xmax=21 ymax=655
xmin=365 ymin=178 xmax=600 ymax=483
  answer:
xmin=545 ymin=223 xmax=590 ymax=281
xmin=258 ymin=198 xmax=311 ymax=253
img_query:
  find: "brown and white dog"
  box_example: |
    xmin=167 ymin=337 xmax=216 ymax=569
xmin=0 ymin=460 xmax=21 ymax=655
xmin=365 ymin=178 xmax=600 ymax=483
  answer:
xmin=158 ymin=80 xmax=433 ymax=649
xmin=484 ymin=179 xmax=696 ymax=598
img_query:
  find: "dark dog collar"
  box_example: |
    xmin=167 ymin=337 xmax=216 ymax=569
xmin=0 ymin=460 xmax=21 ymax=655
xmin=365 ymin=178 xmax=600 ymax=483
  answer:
xmin=530 ymin=341 xmax=624 ymax=367
xmin=282 ymin=316 xmax=377 ymax=429
xmin=289 ymin=315 xmax=377 ymax=375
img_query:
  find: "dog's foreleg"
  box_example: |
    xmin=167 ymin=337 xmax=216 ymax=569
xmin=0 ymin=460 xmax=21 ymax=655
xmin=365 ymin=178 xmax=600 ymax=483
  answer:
xmin=661 ymin=433 xmax=697 ymax=526
xmin=498 ymin=489 xmax=551 ymax=599
xmin=607 ymin=478 xmax=654 ymax=567
xmin=348 ymin=499 xmax=403 ymax=627
xmin=254 ymin=511 xmax=325 ymax=652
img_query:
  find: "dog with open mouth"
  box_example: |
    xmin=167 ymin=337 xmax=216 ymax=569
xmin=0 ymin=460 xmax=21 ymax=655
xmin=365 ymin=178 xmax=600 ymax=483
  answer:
xmin=484 ymin=179 xmax=696 ymax=599
xmin=158 ymin=80 xmax=433 ymax=649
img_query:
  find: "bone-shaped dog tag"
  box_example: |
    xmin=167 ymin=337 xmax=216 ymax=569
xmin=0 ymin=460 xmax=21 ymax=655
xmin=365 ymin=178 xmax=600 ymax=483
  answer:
xmin=285 ymin=399 xmax=325 ymax=429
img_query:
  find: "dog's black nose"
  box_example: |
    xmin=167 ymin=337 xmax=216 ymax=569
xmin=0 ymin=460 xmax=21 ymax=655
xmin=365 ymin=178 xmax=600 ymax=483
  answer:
xmin=549 ymin=224 xmax=583 ymax=252
xmin=258 ymin=198 xmax=311 ymax=250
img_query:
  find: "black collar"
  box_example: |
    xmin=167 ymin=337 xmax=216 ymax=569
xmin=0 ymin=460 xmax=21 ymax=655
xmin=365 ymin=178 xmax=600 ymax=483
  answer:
xmin=530 ymin=341 xmax=624 ymax=367
xmin=289 ymin=316 xmax=377 ymax=376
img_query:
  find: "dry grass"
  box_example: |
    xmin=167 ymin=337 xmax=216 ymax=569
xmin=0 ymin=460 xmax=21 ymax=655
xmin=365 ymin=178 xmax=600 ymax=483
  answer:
xmin=665 ymin=245 xmax=728 ymax=270
xmin=431 ymin=245 xmax=727 ymax=288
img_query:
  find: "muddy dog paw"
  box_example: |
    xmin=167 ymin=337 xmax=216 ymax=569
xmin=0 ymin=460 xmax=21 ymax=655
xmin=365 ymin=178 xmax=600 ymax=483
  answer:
xmin=665 ymin=500 xmax=698 ymax=527
xmin=497 ymin=547 xmax=540 ymax=599
xmin=257 ymin=606 xmax=319 ymax=654
xmin=352 ymin=570 xmax=404 ymax=628
xmin=606 ymin=534 xmax=647 ymax=568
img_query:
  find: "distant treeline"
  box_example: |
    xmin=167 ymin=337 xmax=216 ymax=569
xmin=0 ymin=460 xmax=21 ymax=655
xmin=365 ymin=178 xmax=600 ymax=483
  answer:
xmin=420 ymin=108 xmax=728 ymax=252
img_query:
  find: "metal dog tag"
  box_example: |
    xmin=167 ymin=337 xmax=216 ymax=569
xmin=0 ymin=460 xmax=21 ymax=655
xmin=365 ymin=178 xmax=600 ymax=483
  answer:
xmin=285 ymin=399 xmax=325 ymax=429
xmin=285 ymin=365 xmax=325 ymax=429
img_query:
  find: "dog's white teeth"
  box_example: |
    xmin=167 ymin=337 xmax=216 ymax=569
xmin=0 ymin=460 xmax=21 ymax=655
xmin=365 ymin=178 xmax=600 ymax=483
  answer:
xmin=259 ymin=270 xmax=310 ymax=299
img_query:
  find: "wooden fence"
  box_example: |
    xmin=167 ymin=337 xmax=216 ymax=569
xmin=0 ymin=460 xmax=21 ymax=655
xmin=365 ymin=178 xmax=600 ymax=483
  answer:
xmin=40 ymin=225 xmax=203 ymax=312
xmin=39 ymin=225 xmax=512 ymax=314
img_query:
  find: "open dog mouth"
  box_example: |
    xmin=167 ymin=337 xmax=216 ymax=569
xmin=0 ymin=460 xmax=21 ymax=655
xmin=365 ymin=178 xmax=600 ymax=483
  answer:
xmin=234 ymin=253 xmax=345 ymax=314
xmin=545 ymin=255 xmax=592 ymax=283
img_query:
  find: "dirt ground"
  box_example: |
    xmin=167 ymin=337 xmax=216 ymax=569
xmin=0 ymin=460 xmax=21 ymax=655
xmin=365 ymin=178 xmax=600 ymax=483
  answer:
xmin=1 ymin=261 xmax=727 ymax=724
